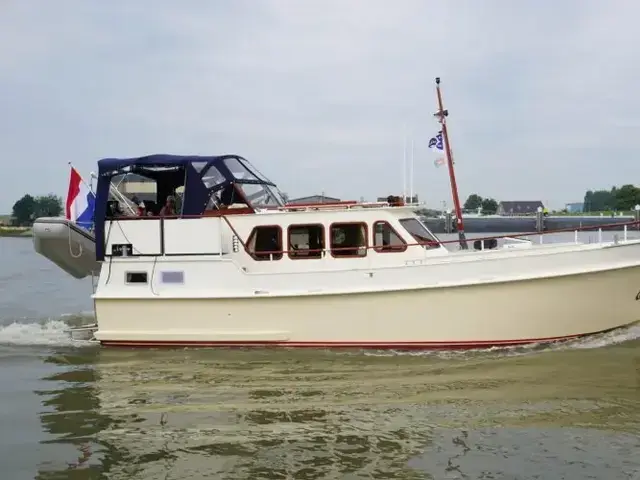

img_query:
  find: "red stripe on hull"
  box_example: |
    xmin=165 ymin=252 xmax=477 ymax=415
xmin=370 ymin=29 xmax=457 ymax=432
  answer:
xmin=98 ymin=332 xmax=596 ymax=349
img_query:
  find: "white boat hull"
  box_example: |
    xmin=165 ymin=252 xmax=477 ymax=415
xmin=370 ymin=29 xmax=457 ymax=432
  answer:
xmin=35 ymin=155 xmax=640 ymax=350
xmin=32 ymin=217 xmax=99 ymax=279
xmin=93 ymin=262 xmax=640 ymax=348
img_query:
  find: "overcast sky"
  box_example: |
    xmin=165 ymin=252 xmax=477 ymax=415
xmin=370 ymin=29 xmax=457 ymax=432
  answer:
xmin=1 ymin=1 xmax=638 ymax=213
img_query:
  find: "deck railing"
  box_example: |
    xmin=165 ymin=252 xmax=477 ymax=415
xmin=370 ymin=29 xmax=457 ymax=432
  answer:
xmin=442 ymin=219 xmax=640 ymax=249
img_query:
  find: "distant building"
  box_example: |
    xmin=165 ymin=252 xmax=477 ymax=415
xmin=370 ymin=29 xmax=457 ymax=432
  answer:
xmin=565 ymin=202 xmax=584 ymax=213
xmin=287 ymin=194 xmax=341 ymax=205
xmin=497 ymin=201 xmax=545 ymax=216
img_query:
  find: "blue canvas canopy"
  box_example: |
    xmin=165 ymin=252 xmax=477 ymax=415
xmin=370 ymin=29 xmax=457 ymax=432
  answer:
xmin=98 ymin=154 xmax=226 ymax=172
xmin=94 ymin=153 xmax=282 ymax=260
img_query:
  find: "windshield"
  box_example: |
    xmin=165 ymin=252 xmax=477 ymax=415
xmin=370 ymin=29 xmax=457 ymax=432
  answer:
xmin=224 ymin=157 xmax=262 ymax=182
xmin=237 ymin=183 xmax=284 ymax=207
xmin=222 ymin=157 xmax=285 ymax=206
xmin=399 ymin=218 xmax=441 ymax=249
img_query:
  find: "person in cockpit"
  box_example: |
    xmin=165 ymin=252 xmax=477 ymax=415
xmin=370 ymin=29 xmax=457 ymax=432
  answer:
xmin=159 ymin=195 xmax=177 ymax=216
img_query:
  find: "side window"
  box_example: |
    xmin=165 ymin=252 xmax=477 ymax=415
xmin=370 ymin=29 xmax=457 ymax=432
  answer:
xmin=202 ymin=165 xmax=227 ymax=211
xmin=108 ymin=173 xmax=158 ymax=217
xmin=126 ymin=272 xmax=148 ymax=284
xmin=330 ymin=223 xmax=367 ymax=257
xmin=399 ymin=218 xmax=440 ymax=249
xmin=373 ymin=221 xmax=407 ymax=252
xmin=288 ymin=224 xmax=325 ymax=259
xmin=246 ymin=226 xmax=283 ymax=261
xmin=201 ymin=165 xmax=226 ymax=189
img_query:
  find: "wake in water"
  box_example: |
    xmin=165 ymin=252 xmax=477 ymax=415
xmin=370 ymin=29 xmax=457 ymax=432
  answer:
xmin=0 ymin=313 xmax=639 ymax=353
xmin=362 ymin=323 xmax=640 ymax=359
xmin=0 ymin=313 xmax=95 ymax=347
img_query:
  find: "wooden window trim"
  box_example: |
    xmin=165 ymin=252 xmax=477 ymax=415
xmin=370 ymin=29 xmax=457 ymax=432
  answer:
xmin=246 ymin=225 xmax=283 ymax=261
xmin=372 ymin=221 xmax=408 ymax=253
xmin=329 ymin=222 xmax=368 ymax=258
xmin=287 ymin=223 xmax=325 ymax=260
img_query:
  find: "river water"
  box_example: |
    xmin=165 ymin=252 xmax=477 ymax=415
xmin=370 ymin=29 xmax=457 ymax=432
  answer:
xmin=0 ymin=234 xmax=639 ymax=479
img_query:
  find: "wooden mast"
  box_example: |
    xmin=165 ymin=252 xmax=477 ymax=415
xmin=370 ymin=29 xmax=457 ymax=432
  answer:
xmin=434 ymin=77 xmax=468 ymax=250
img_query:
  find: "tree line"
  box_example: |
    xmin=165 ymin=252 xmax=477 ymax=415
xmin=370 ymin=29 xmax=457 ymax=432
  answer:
xmin=9 ymin=194 xmax=63 ymax=226
xmin=463 ymin=194 xmax=499 ymax=214
xmin=583 ymin=185 xmax=640 ymax=212
xmin=462 ymin=184 xmax=640 ymax=215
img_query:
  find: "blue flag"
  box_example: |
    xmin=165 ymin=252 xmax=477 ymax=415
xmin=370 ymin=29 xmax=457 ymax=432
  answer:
xmin=428 ymin=131 xmax=446 ymax=168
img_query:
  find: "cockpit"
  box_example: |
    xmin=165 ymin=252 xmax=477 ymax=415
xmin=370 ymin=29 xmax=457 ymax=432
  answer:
xmin=93 ymin=154 xmax=287 ymax=261
xmin=96 ymin=154 xmax=286 ymax=220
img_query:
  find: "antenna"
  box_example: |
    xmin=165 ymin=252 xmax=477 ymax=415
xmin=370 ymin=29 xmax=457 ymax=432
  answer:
xmin=402 ymin=133 xmax=407 ymax=202
xmin=409 ymin=137 xmax=415 ymax=204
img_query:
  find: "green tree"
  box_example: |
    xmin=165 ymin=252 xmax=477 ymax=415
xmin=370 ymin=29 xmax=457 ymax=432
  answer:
xmin=583 ymin=190 xmax=593 ymax=210
xmin=613 ymin=184 xmax=640 ymax=211
xmin=583 ymin=189 xmax=615 ymax=212
xmin=11 ymin=193 xmax=63 ymax=226
xmin=481 ymin=197 xmax=499 ymax=214
xmin=583 ymin=185 xmax=639 ymax=212
xmin=34 ymin=194 xmax=63 ymax=218
xmin=463 ymin=194 xmax=483 ymax=210
xmin=11 ymin=194 xmax=36 ymax=226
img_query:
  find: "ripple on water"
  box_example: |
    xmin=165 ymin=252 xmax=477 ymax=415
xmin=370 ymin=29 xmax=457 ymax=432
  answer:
xmin=0 ymin=317 xmax=637 ymax=478
xmin=409 ymin=427 xmax=640 ymax=480
xmin=29 ymin=331 xmax=640 ymax=479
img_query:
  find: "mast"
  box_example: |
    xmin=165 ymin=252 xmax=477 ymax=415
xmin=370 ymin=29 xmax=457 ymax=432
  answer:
xmin=434 ymin=77 xmax=468 ymax=249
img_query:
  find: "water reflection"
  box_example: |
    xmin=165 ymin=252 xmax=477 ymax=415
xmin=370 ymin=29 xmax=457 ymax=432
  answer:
xmin=35 ymin=348 xmax=135 ymax=478
xmin=33 ymin=340 xmax=640 ymax=479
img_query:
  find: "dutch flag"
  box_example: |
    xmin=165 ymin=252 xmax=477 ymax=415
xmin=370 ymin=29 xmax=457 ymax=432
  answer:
xmin=65 ymin=166 xmax=96 ymax=231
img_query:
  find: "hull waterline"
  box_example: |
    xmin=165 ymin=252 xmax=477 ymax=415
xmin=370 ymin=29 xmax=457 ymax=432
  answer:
xmin=96 ymin=330 xmax=621 ymax=349
xmin=91 ymin=265 xmax=640 ymax=349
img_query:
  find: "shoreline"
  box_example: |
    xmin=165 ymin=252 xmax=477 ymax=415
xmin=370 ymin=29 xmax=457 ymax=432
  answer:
xmin=0 ymin=227 xmax=32 ymax=238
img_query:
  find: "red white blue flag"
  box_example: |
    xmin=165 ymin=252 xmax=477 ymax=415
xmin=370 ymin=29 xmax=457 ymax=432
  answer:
xmin=65 ymin=166 xmax=95 ymax=230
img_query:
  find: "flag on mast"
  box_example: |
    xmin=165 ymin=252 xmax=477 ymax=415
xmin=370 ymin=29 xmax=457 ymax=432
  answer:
xmin=66 ymin=166 xmax=96 ymax=231
xmin=428 ymin=131 xmax=446 ymax=168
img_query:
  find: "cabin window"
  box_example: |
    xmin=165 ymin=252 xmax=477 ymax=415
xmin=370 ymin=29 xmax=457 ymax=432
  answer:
xmin=247 ymin=226 xmax=283 ymax=261
xmin=373 ymin=221 xmax=407 ymax=252
xmin=237 ymin=183 xmax=281 ymax=207
xmin=288 ymin=224 xmax=325 ymax=259
xmin=108 ymin=173 xmax=159 ymax=217
xmin=202 ymin=165 xmax=227 ymax=211
xmin=330 ymin=223 xmax=367 ymax=257
xmin=399 ymin=218 xmax=440 ymax=249
xmin=126 ymin=272 xmax=148 ymax=284
xmin=201 ymin=165 xmax=226 ymax=190
xmin=191 ymin=161 xmax=208 ymax=173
